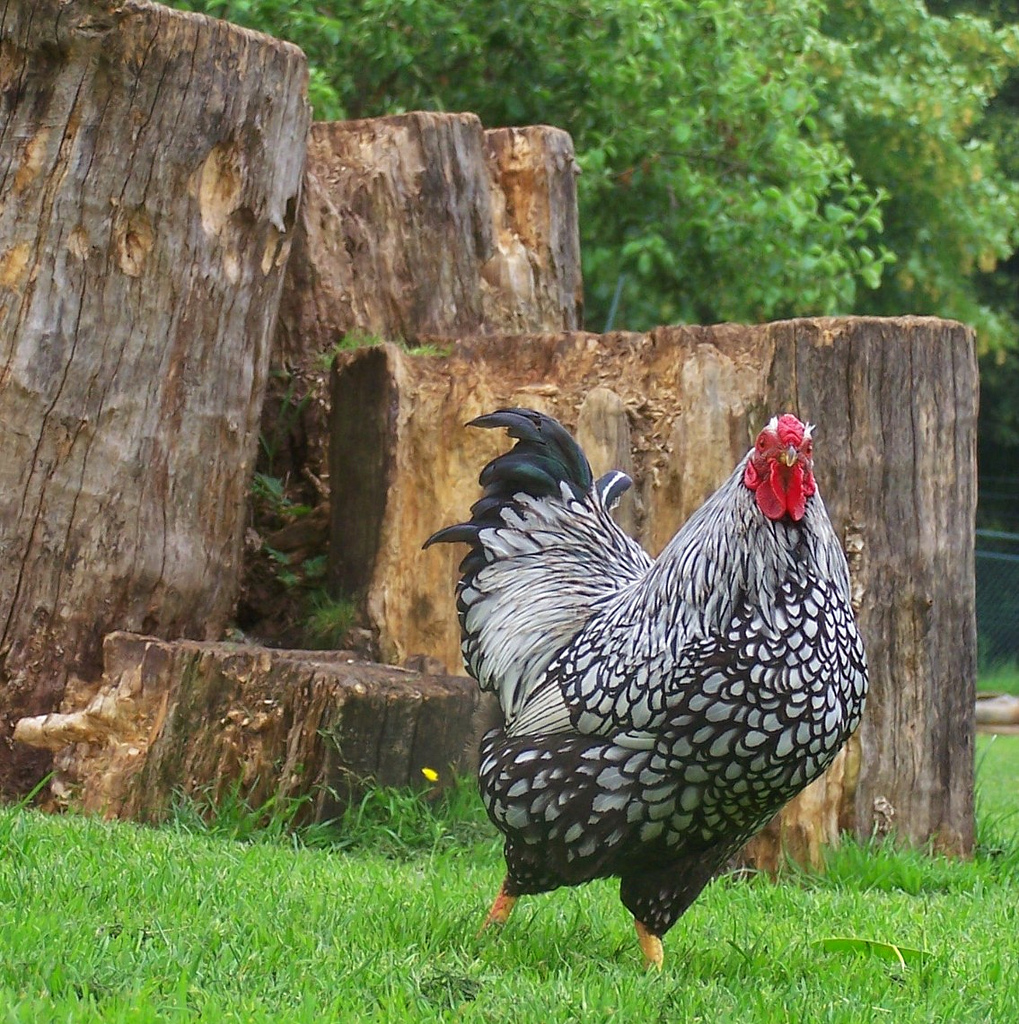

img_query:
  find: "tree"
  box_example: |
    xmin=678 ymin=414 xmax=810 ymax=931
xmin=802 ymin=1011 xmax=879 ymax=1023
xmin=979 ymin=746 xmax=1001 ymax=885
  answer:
xmin=818 ymin=0 xmax=1019 ymax=351
xmin=171 ymin=1 xmax=884 ymax=328
xmin=927 ymin=0 xmax=1019 ymax=489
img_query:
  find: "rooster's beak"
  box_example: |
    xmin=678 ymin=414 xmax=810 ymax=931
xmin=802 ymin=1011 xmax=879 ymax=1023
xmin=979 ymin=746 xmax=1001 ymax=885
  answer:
xmin=778 ymin=446 xmax=798 ymax=467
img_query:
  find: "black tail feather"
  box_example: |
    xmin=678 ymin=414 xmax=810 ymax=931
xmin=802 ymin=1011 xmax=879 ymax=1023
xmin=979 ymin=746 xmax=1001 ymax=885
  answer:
xmin=424 ymin=408 xmax=595 ymax=551
xmin=469 ymin=409 xmax=593 ymax=500
xmin=423 ymin=523 xmax=479 ymax=548
xmin=422 ymin=407 xmax=652 ymax=714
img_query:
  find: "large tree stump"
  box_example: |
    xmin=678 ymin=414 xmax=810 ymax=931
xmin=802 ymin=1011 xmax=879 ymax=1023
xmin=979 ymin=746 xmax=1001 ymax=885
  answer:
xmin=13 ymin=632 xmax=486 ymax=822
xmin=277 ymin=113 xmax=582 ymax=364
xmin=246 ymin=112 xmax=584 ymax=643
xmin=254 ymin=113 xmax=582 ymax=506
xmin=0 ymin=0 xmax=309 ymax=794
xmin=331 ymin=317 xmax=978 ymax=864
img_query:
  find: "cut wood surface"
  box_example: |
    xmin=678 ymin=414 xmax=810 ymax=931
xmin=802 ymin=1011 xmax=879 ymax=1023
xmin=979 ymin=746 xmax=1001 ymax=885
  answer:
xmin=331 ymin=316 xmax=978 ymax=864
xmin=0 ymin=0 xmax=309 ymax=794
xmin=14 ymin=632 xmax=488 ymax=822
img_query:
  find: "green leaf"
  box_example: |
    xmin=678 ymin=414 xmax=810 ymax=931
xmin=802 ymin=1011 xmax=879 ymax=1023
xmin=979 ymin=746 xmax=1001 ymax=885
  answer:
xmin=814 ymin=937 xmax=932 ymax=968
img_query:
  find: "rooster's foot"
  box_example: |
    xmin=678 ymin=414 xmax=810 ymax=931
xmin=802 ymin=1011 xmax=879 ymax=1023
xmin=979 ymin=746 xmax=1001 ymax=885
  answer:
xmin=478 ymin=878 xmax=517 ymax=935
xmin=634 ymin=919 xmax=664 ymax=970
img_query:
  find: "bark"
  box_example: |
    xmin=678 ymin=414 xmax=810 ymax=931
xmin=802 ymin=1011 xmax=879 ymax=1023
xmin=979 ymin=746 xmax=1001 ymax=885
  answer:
xmin=13 ymin=632 xmax=487 ymax=822
xmin=0 ymin=0 xmax=308 ymax=794
xmin=764 ymin=317 xmax=978 ymax=856
xmin=576 ymin=386 xmax=640 ymax=537
xmin=330 ymin=317 xmax=978 ymax=863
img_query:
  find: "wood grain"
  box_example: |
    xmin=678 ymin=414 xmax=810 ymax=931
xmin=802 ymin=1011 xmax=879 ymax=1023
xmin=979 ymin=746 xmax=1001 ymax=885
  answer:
xmin=14 ymin=631 xmax=486 ymax=821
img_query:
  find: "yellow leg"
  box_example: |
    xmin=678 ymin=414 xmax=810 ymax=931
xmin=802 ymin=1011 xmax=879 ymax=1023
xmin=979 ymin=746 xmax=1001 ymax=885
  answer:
xmin=477 ymin=877 xmax=518 ymax=935
xmin=634 ymin=919 xmax=664 ymax=970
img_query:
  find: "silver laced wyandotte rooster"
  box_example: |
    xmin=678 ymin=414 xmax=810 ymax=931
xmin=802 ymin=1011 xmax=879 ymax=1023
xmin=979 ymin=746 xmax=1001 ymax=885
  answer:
xmin=424 ymin=408 xmax=867 ymax=968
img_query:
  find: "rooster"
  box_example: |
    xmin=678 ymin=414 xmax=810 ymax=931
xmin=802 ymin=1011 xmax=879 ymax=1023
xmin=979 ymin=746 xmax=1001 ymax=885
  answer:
xmin=425 ymin=408 xmax=867 ymax=968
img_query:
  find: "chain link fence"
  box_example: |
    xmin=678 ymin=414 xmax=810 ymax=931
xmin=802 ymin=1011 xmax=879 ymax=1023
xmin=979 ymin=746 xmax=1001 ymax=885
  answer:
xmin=977 ymin=476 xmax=1019 ymax=667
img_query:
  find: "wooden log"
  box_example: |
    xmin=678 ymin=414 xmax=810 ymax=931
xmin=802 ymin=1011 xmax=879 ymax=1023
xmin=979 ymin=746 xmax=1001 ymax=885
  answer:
xmin=576 ymin=386 xmax=641 ymax=537
xmin=764 ymin=317 xmax=977 ymax=857
xmin=255 ymin=113 xmax=582 ymax=506
xmin=331 ymin=316 xmax=978 ymax=864
xmin=975 ymin=693 xmax=1019 ymax=728
xmin=276 ymin=113 xmax=582 ymax=363
xmin=482 ymin=126 xmax=584 ymax=335
xmin=0 ymin=0 xmax=309 ymax=795
xmin=13 ymin=632 xmax=486 ymax=822
xmin=246 ymin=114 xmax=583 ymax=644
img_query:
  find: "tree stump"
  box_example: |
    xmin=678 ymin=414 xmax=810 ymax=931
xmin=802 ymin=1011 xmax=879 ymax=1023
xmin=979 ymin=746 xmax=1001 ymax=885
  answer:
xmin=256 ymin=113 xmax=582 ymax=506
xmin=246 ymin=112 xmax=584 ymax=643
xmin=0 ymin=0 xmax=309 ymax=795
xmin=277 ymin=113 xmax=582 ymax=365
xmin=13 ymin=632 xmax=487 ymax=822
xmin=331 ymin=317 xmax=978 ymax=864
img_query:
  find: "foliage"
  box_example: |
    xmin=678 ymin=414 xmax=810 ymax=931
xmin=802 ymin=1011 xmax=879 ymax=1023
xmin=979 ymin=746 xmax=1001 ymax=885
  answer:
xmin=258 ymin=369 xmax=312 ymax=478
xmin=174 ymin=0 xmax=1019 ymax=352
xmin=978 ymin=660 xmax=1019 ymax=695
xmin=249 ymin=472 xmax=311 ymax=526
xmin=978 ymin=346 xmax=1019 ymax=480
xmin=923 ymin=1 xmax=1019 ymax=480
xmin=167 ymin=773 xmax=490 ymax=855
xmin=566 ymin=0 xmax=893 ymax=330
xmin=816 ymin=0 xmax=1019 ymax=349
xmin=244 ymin=472 xmax=340 ymax=645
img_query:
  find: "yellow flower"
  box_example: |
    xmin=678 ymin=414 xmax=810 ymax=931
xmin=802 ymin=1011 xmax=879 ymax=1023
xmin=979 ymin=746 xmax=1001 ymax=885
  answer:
xmin=421 ymin=767 xmax=439 ymax=783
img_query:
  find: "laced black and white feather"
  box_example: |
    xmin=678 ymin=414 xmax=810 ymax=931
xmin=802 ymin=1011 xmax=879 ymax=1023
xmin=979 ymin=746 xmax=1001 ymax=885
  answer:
xmin=426 ymin=408 xmax=864 ymax=746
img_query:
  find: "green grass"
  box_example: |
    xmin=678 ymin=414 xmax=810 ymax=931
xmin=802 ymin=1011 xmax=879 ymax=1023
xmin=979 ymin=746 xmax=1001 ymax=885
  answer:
xmin=301 ymin=589 xmax=359 ymax=650
xmin=2 ymin=741 xmax=1019 ymax=1023
xmin=976 ymin=731 xmax=1019 ymax=830
xmin=315 ymin=332 xmax=450 ymax=371
xmin=978 ymin=661 xmax=1019 ymax=697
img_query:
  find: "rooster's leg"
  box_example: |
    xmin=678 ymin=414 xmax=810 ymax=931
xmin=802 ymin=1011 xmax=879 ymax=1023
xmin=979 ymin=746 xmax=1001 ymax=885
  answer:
xmin=634 ymin=919 xmax=664 ymax=970
xmin=477 ymin=877 xmax=518 ymax=934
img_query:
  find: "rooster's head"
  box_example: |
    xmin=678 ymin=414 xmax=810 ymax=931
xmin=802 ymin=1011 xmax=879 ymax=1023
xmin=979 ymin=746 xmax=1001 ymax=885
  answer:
xmin=743 ymin=414 xmax=816 ymax=522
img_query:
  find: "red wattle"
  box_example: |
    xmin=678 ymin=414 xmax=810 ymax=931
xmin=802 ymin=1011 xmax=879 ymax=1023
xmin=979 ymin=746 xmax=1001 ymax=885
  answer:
xmin=785 ymin=465 xmax=807 ymax=521
xmin=755 ymin=473 xmax=786 ymax=519
xmin=746 ymin=451 xmax=815 ymax=521
xmin=752 ymin=462 xmax=810 ymax=521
